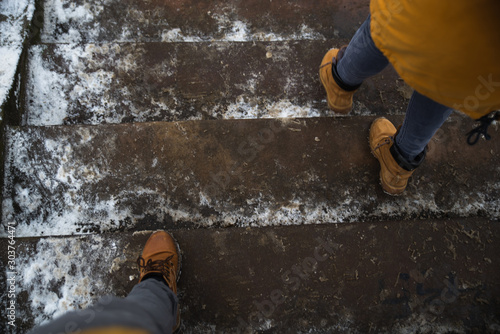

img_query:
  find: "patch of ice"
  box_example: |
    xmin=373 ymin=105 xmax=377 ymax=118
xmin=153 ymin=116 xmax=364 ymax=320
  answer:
xmin=166 ymin=14 xmax=327 ymax=43
xmin=42 ymin=0 xmax=101 ymax=43
xmin=223 ymin=20 xmax=250 ymax=42
xmin=1 ymin=128 xmax=129 ymax=237
xmin=0 ymin=0 xmax=35 ymax=108
xmin=25 ymin=46 xmax=69 ymax=125
xmin=223 ymin=97 xmax=321 ymax=119
xmin=211 ymin=14 xmax=325 ymax=42
xmin=26 ymin=43 xmax=130 ymax=125
xmin=161 ymin=28 xmax=182 ymax=42
xmin=214 ymin=17 xmax=325 ymax=42
xmin=17 ymin=236 xmax=115 ymax=325
xmin=161 ymin=28 xmax=203 ymax=43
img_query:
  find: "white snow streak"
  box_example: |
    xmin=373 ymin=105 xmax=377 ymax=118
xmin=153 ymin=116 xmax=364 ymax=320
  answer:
xmin=0 ymin=0 xmax=35 ymax=110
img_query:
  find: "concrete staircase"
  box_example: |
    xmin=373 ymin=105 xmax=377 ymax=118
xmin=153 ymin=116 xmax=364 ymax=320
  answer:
xmin=1 ymin=0 xmax=499 ymax=333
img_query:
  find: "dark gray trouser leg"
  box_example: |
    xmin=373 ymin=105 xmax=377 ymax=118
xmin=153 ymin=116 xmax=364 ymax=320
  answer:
xmin=28 ymin=279 xmax=177 ymax=334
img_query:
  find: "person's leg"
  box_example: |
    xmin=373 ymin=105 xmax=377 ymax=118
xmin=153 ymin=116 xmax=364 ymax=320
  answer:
xmin=336 ymin=15 xmax=390 ymax=87
xmin=28 ymin=231 xmax=181 ymax=334
xmin=320 ymin=15 xmax=389 ymax=113
xmin=125 ymin=278 xmax=179 ymax=333
xmin=370 ymin=91 xmax=453 ymax=195
xmin=27 ymin=279 xmax=177 ymax=334
xmin=395 ymin=90 xmax=453 ymax=161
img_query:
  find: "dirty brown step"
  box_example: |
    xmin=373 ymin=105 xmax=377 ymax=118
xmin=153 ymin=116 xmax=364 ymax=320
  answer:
xmin=40 ymin=0 xmax=369 ymax=44
xmin=1 ymin=218 xmax=499 ymax=333
xmin=3 ymin=115 xmax=498 ymax=237
xmin=23 ymin=40 xmax=406 ymax=126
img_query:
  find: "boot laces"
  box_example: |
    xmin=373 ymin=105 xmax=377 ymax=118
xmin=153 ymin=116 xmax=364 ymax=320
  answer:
xmin=372 ymin=136 xmax=394 ymax=154
xmin=319 ymin=58 xmax=334 ymax=70
xmin=137 ymin=255 xmax=175 ymax=285
xmin=319 ymin=46 xmax=347 ymax=70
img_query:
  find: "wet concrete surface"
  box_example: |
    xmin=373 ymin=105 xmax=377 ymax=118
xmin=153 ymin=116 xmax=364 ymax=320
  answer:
xmin=1 ymin=218 xmax=499 ymax=333
xmin=3 ymin=115 xmax=499 ymax=237
xmin=2 ymin=0 xmax=500 ymax=333
xmin=40 ymin=0 xmax=369 ymax=43
xmin=20 ymin=0 xmax=405 ymax=126
xmin=24 ymin=41 xmax=405 ymax=125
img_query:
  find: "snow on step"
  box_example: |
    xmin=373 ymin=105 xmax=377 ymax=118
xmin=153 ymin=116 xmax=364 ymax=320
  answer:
xmin=0 ymin=0 xmax=35 ymax=108
xmin=24 ymin=40 xmax=406 ymax=126
xmin=24 ymin=0 xmax=407 ymax=126
xmin=2 ymin=219 xmax=499 ymax=333
xmin=2 ymin=116 xmax=499 ymax=238
xmin=41 ymin=0 xmax=367 ymax=44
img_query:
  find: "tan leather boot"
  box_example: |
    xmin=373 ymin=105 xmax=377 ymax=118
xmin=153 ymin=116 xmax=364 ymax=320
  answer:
xmin=137 ymin=231 xmax=181 ymax=332
xmin=369 ymin=118 xmax=424 ymax=195
xmin=319 ymin=47 xmax=359 ymax=114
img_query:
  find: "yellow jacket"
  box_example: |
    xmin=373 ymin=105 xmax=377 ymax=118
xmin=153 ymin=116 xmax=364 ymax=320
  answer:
xmin=370 ymin=0 xmax=500 ymax=119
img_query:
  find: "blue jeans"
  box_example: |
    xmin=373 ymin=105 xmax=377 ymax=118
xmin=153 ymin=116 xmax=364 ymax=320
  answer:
xmin=337 ymin=16 xmax=453 ymax=162
xmin=28 ymin=279 xmax=178 ymax=334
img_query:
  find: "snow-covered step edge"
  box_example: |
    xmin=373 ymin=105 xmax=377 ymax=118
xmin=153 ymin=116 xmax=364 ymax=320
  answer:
xmin=2 ymin=116 xmax=499 ymax=238
xmin=23 ymin=40 xmax=408 ymax=126
xmin=40 ymin=0 xmax=368 ymax=44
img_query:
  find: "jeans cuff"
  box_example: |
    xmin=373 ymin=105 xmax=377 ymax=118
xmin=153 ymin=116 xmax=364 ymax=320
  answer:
xmin=390 ymin=141 xmax=427 ymax=171
xmin=332 ymin=47 xmax=362 ymax=92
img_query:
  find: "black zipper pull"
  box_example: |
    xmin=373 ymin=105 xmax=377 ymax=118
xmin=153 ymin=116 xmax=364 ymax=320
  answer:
xmin=466 ymin=111 xmax=500 ymax=145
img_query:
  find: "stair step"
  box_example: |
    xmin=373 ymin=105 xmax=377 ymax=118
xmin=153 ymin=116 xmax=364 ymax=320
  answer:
xmin=3 ymin=115 xmax=499 ymax=238
xmin=40 ymin=0 xmax=368 ymax=43
xmin=2 ymin=218 xmax=499 ymax=333
xmin=23 ymin=40 xmax=406 ymax=126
